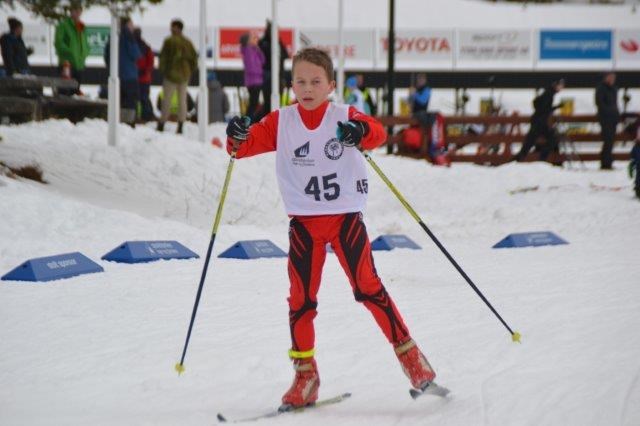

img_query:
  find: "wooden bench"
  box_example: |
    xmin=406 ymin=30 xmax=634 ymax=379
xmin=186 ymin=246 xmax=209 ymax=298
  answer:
xmin=377 ymin=114 xmax=637 ymax=166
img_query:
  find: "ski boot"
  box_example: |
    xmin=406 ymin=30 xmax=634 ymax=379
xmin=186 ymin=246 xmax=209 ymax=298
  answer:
xmin=280 ymin=357 xmax=320 ymax=410
xmin=395 ymin=338 xmax=436 ymax=390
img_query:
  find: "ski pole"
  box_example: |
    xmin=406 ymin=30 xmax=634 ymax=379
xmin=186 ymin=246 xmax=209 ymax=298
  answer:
xmin=361 ymin=150 xmax=521 ymax=343
xmin=175 ymin=146 xmax=239 ymax=374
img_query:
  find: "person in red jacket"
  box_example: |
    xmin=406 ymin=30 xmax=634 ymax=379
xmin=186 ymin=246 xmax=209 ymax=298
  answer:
xmin=134 ymin=27 xmax=156 ymax=122
xmin=225 ymin=47 xmax=437 ymax=410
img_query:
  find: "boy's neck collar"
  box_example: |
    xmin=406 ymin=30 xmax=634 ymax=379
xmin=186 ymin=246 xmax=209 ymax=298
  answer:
xmin=296 ymin=101 xmax=330 ymax=130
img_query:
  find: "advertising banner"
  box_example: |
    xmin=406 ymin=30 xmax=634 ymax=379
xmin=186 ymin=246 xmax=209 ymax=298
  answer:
xmin=457 ymin=29 xmax=532 ymax=68
xmin=298 ymin=29 xmax=375 ymax=63
xmin=218 ymin=27 xmax=293 ymax=60
xmin=539 ymin=30 xmax=612 ymax=60
xmin=616 ymin=29 xmax=640 ymax=69
xmin=86 ymin=26 xmax=110 ymax=57
xmin=378 ymin=30 xmax=453 ymax=69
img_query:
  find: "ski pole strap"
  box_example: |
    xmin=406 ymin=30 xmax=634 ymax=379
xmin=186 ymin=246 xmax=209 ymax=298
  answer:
xmin=288 ymin=348 xmax=315 ymax=359
xmin=361 ymin=151 xmax=422 ymax=223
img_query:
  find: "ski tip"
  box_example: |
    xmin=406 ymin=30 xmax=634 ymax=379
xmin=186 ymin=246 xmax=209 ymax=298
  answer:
xmin=409 ymin=389 xmax=421 ymax=399
xmin=216 ymin=413 xmax=227 ymax=422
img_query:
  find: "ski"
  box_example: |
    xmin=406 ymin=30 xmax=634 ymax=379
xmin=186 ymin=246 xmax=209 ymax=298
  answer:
xmin=217 ymin=392 xmax=352 ymax=423
xmin=409 ymin=382 xmax=451 ymax=400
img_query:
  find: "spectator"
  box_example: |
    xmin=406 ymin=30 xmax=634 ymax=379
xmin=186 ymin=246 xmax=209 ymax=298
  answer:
xmin=0 ymin=17 xmax=32 ymax=76
xmin=156 ymin=89 xmax=196 ymax=122
xmin=258 ymin=20 xmax=289 ymax=114
xmin=632 ymin=142 xmax=640 ymax=200
xmin=157 ymin=19 xmax=197 ymax=134
xmin=344 ymin=75 xmax=368 ymax=114
xmin=515 ymin=79 xmax=565 ymax=162
xmin=595 ymin=72 xmax=619 ymax=170
xmin=356 ymin=73 xmax=377 ymax=116
xmin=134 ymin=27 xmax=155 ymax=122
xmin=206 ymin=71 xmax=229 ymax=123
xmin=54 ymin=4 xmax=89 ymax=95
xmin=240 ymin=31 xmax=265 ymax=122
xmin=104 ymin=17 xmax=141 ymax=127
xmin=409 ymin=73 xmax=431 ymax=114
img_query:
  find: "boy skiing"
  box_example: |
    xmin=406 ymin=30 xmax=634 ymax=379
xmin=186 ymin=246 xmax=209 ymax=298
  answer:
xmin=225 ymin=48 xmax=437 ymax=409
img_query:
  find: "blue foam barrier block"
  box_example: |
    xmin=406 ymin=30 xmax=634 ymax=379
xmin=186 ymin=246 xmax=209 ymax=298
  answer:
xmin=102 ymin=241 xmax=199 ymax=263
xmin=218 ymin=240 xmax=287 ymax=259
xmin=2 ymin=252 xmax=104 ymax=282
xmin=492 ymin=232 xmax=568 ymax=249
xmin=370 ymin=234 xmax=421 ymax=251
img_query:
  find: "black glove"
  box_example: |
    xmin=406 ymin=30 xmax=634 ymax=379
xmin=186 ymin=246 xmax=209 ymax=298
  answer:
xmin=226 ymin=116 xmax=251 ymax=141
xmin=336 ymin=120 xmax=369 ymax=147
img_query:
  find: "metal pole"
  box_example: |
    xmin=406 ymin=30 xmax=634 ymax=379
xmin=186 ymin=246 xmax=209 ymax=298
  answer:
xmin=336 ymin=0 xmax=345 ymax=103
xmin=197 ymin=0 xmax=208 ymax=143
xmin=386 ymin=0 xmax=395 ymax=153
xmin=271 ymin=0 xmax=280 ymax=111
xmin=107 ymin=3 xmax=119 ymax=147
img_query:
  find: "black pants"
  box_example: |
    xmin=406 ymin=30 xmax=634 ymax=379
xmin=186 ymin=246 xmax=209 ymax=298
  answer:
xmin=599 ymin=118 xmax=617 ymax=169
xmin=246 ymin=85 xmax=262 ymax=122
xmin=120 ymin=79 xmax=140 ymax=110
xmin=58 ymin=66 xmax=84 ymax=96
xmin=139 ymin=83 xmax=154 ymax=121
xmin=516 ymin=121 xmax=557 ymax=161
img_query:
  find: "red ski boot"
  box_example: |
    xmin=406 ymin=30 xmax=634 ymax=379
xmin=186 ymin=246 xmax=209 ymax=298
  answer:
xmin=281 ymin=358 xmax=320 ymax=409
xmin=395 ymin=338 xmax=436 ymax=389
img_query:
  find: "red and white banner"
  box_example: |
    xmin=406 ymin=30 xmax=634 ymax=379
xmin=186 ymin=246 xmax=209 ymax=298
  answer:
xmin=378 ymin=30 xmax=454 ymax=69
xmin=218 ymin=27 xmax=294 ymax=60
xmin=616 ymin=29 xmax=640 ymax=69
xmin=297 ymin=29 xmax=375 ymax=63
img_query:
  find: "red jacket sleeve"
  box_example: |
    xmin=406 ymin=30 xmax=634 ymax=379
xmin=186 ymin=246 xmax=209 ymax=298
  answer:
xmin=226 ymin=110 xmax=279 ymax=158
xmin=348 ymin=106 xmax=387 ymax=150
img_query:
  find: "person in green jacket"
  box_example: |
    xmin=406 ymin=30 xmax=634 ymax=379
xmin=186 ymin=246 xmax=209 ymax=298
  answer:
xmin=54 ymin=5 xmax=89 ymax=95
xmin=156 ymin=19 xmax=197 ymax=134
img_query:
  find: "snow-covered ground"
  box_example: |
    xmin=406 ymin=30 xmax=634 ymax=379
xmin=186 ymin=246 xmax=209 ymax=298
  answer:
xmin=1 ymin=119 xmax=639 ymax=426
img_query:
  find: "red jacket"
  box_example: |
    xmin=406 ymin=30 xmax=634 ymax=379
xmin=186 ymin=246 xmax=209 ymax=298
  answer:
xmin=136 ymin=46 xmax=154 ymax=84
xmin=226 ymin=101 xmax=386 ymax=157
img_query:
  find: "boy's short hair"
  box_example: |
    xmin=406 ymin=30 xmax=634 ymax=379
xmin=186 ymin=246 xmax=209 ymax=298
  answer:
xmin=292 ymin=48 xmax=334 ymax=82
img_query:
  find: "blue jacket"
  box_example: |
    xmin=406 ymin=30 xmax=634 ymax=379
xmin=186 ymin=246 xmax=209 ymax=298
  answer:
xmin=410 ymin=85 xmax=431 ymax=113
xmin=104 ymin=27 xmax=141 ymax=81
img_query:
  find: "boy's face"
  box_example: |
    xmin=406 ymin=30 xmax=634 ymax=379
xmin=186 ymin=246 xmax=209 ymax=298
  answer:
xmin=292 ymin=60 xmax=335 ymax=111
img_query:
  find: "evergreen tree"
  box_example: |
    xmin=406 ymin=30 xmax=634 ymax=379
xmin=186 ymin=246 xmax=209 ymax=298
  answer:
xmin=0 ymin=0 xmax=162 ymax=21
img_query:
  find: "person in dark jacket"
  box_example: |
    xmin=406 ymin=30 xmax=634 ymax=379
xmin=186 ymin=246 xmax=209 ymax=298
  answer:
xmin=631 ymin=141 xmax=640 ymax=200
xmin=205 ymin=71 xmax=229 ymax=123
xmin=0 ymin=18 xmax=32 ymax=76
xmin=258 ymin=20 xmax=289 ymax=115
xmin=104 ymin=17 xmax=141 ymax=126
xmin=515 ymin=79 xmax=565 ymax=162
xmin=595 ymin=72 xmax=619 ymax=170
xmin=134 ymin=27 xmax=155 ymax=122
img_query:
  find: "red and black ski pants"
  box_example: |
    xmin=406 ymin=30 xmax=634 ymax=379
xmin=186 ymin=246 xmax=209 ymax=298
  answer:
xmin=287 ymin=212 xmax=410 ymax=358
